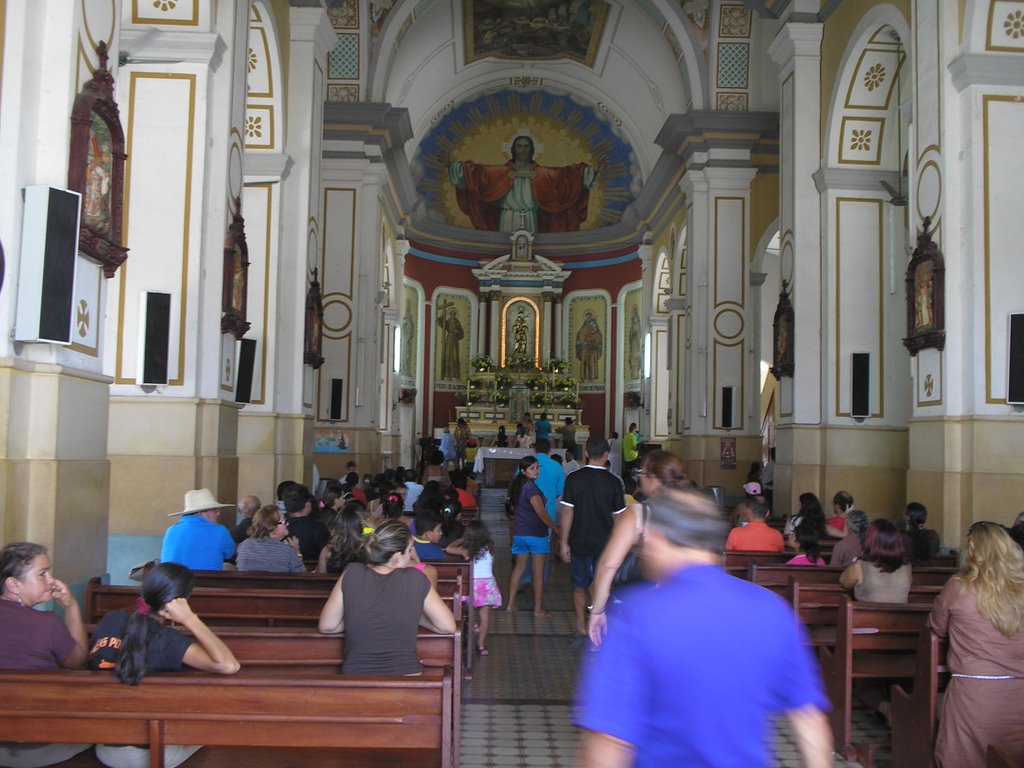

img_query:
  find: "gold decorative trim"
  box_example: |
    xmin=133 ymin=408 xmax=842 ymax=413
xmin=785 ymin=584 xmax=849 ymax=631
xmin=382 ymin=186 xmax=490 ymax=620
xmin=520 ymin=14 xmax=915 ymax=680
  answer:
xmin=247 ymin=26 xmax=273 ymax=99
xmin=838 ymin=116 xmax=886 ymax=166
xmin=987 ymin=1 xmax=1024 ymax=51
xmin=131 ymin=0 xmax=200 ymax=26
xmin=983 ymin=95 xmax=1021 ymax=403
xmin=116 ymin=72 xmax=197 ymax=385
xmin=833 ymin=197 xmax=884 ymax=418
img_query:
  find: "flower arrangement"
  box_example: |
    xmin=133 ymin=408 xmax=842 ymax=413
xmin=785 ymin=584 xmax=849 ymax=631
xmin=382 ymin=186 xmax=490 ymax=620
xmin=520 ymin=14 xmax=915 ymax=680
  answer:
xmin=546 ymin=358 xmax=568 ymax=374
xmin=495 ymin=372 xmax=514 ymax=389
xmin=470 ymin=356 xmax=493 ymax=372
xmin=495 ymin=391 xmax=510 ymax=405
xmin=554 ymin=376 xmax=577 ymax=391
xmin=467 ymin=375 xmax=482 ymax=389
xmin=526 ymin=374 xmax=547 ymax=391
xmin=504 ymin=352 xmax=535 ymax=371
xmin=559 ymin=393 xmax=581 ymax=408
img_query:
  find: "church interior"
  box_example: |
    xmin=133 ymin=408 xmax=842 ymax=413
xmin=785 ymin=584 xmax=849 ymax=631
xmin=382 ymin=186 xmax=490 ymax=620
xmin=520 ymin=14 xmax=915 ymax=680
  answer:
xmin=2 ymin=0 xmax=1022 ymax=596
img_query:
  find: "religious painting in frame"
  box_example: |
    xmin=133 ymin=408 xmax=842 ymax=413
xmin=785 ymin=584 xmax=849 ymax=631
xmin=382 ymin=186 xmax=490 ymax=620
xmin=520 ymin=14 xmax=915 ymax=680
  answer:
xmin=463 ymin=0 xmax=610 ymax=67
xmin=622 ymin=288 xmax=643 ymax=391
xmin=720 ymin=437 xmax=737 ymax=470
xmin=66 ymin=41 xmax=128 ymax=277
xmin=433 ymin=292 xmax=471 ymax=388
xmin=770 ymin=280 xmax=794 ymax=380
xmin=304 ymin=269 xmax=325 ymax=369
xmin=399 ymin=284 xmax=419 ymax=386
xmin=220 ymin=197 xmax=251 ymax=339
xmin=902 ymin=216 xmax=946 ymax=355
xmin=567 ymin=295 xmax=607 ymax=392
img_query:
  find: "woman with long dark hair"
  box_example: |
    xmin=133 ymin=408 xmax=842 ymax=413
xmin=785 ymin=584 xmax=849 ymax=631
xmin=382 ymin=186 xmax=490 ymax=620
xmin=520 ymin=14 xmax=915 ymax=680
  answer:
xmin=88 ymin=562 xmax=239 ymax=767
xmin=587 ymin=450 xmax=689 ymax=647
xmin=505 ymin=455 xmax=560 ymax=616
xmin=902 ymin=502 xmax=941 ymax=566
xmin=839 ymin=518 xmax=910 ymax=602
xmin=318 ymin=520 xmax=455 ymax=675
xmin=317 ymin=503 xmax=366 ymax=573
xmin=929 ymin=522 xmax=1024 ymax=766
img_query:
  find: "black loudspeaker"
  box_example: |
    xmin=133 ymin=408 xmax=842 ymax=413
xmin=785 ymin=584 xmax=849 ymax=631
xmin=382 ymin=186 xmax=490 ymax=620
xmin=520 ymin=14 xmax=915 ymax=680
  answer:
xmin=235 ymin=338 xmax=257 ymax=404
xmin=852 ymin=353 xmax=870 ymax=418
xmin=329 ymin=378 xmax=343 ymax=420
xmin=15 ymin=186 xmax=81 ymax=343
xmin=1009 ymin=314 xmax=1024 ymax=405
xmin=140 ymin=292 xmax=171 ymax=385
xmin=721 ymin=386 xmax=733 ymax=429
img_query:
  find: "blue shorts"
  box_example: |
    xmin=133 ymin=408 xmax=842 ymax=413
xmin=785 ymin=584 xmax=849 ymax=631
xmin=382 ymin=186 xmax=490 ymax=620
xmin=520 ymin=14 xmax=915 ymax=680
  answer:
xmin=511 ymin=535 xmax=550 ymax=555
xmin=570 ymin=554 xmax=598 ymax=589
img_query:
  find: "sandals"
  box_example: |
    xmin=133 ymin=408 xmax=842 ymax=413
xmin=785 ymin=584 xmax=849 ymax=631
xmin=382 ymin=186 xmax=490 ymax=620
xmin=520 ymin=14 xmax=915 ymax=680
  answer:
xmin=477 ymin=646 xmax=489 ymax=656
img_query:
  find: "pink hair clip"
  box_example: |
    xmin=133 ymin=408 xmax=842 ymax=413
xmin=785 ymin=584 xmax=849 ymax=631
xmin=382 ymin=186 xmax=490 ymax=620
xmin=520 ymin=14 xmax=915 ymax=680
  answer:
xmin=135 ymin=596 xmax=152 ymax=616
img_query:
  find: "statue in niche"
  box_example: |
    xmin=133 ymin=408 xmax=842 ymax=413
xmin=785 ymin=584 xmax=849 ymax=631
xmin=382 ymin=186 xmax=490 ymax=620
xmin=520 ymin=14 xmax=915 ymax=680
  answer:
xmin=575 ymin=309 xmax=603 ymax=381
xmin=627 ymin=305 xmax=642 ymax=380
xmin=442 ymin=135 xmax=605 ymax=234
xmin=512 ymin=306 xmax=529 ymax=356
xmin=401 ymin=299 xmax=416 ymax=377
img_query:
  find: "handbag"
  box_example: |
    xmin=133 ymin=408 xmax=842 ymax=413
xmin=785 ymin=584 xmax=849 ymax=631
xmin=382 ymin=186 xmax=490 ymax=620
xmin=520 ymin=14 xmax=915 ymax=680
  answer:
xmin=612 ymin=501 xmax=649 ymax=588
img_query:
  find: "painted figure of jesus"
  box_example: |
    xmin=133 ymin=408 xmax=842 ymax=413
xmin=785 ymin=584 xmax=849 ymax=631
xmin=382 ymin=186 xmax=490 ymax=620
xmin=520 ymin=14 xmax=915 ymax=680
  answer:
xmin=444 ymin=135 xmax=604 ymax=234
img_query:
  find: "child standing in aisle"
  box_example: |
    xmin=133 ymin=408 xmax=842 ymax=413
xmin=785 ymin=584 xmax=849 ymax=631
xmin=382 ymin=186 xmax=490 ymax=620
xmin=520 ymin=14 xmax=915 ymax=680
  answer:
xmin=448 ymin=519 xmax=501 ymax=655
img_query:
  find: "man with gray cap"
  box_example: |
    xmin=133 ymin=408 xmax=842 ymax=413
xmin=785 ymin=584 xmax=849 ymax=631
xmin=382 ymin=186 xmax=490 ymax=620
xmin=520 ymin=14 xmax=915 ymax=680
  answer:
xmin=575 ymin=488 xmax=832 ymax=768
xmin=160 ymin=488 xmax=236 ymax=570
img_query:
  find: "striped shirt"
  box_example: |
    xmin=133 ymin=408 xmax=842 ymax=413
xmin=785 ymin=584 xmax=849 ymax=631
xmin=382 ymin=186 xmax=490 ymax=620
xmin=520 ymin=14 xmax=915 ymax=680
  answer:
xmin=236 ymin=536 xmax=305 ymax=573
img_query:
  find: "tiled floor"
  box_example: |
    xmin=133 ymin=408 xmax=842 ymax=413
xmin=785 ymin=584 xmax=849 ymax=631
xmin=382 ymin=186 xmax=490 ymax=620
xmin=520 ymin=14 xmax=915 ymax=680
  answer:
xmin=462 ymin=492 xmax=890 ymax=767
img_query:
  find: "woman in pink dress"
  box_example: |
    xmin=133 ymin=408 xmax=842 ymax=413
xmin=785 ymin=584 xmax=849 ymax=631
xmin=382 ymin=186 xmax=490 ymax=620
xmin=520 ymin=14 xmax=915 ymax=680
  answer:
xmin=929 ymin=521 xmax=1024 ymax=767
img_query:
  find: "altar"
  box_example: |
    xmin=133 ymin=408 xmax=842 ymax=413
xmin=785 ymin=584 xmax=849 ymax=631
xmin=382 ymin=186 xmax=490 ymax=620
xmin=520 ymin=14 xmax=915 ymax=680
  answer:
xmin=472 ymin=446 xmax=534 ymax=487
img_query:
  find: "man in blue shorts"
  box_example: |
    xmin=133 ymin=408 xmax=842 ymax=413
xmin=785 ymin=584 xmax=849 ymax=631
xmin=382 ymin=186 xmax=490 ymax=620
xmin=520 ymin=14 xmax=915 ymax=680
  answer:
xmin=559 ymin=437 xmax=625 ymax=644
xmin=575 ymin=488 xmax=833 ymax=768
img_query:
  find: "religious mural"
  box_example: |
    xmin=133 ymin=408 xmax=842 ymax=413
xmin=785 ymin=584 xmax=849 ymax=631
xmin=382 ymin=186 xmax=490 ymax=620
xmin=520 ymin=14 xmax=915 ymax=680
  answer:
xmin=463 ymin=0 xmax=610 ymax=67
xmin=622 ymin=288 xmax=643 ymax=389
xmin=417 ymin=90 xmax=638 ymax=233
xmin=568 ymin=295 xmax=607 ymax=391
xmin=434 ymin=292 xmax=472 ymax=389
xmin=400 ymin=283 xmax=419 ymax=384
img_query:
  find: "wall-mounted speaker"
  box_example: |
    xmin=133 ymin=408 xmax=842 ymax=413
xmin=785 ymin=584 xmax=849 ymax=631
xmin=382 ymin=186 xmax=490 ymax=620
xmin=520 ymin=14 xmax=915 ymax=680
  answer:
xmin=15 ymin=186 xmax=81 ymax=343
xmin=329 ymin=378 xmax=343 ymax=420
xmin=1009 ymin=314 xmax=1024 ymax=405
xmin=235 ymin=338 xmax=257 ymax=404
xmin=138 ymin=292 xmax=171 ymax=385
xmin=852 ymin=353 xmax=870 ymax=419
xmin=721 ymin=386 xmax=734 ymax=429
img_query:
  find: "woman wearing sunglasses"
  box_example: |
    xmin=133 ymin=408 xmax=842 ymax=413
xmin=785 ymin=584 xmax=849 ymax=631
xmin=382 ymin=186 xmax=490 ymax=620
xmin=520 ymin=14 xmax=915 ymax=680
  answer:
xmin=236 ymin=505 xmax=306 ymax=573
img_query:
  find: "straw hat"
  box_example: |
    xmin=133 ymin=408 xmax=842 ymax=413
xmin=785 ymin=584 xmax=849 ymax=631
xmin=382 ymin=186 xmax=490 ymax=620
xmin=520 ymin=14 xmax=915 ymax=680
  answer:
xmin=170 ymin=488 xmax=234 ymax=517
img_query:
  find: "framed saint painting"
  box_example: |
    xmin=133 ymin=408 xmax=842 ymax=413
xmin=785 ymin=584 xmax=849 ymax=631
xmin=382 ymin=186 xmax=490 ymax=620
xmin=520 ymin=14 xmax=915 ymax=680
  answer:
xmin=902 ymin=216 xmax=945 ymax=355
xmin=66 ymin=41 xmax=128 ymax=277
xmin=220 ymin=197 xmax=251 ymax=339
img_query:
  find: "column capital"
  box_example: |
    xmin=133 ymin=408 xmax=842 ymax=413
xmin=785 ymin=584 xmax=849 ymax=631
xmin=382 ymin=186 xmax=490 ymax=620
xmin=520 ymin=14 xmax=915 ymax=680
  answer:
xmin=289 ymin=5 xmax=338 ymax=60
xmin=767 ymin=21 xmax=823 ymax=74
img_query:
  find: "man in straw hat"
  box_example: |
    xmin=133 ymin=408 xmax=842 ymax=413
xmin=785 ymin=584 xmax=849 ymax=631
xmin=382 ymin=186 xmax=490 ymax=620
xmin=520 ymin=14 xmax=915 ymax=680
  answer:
xmin=574 ymin=488 xmax=832 ymax=767
xmin=160 ymin=488 xmax=236 ymax=571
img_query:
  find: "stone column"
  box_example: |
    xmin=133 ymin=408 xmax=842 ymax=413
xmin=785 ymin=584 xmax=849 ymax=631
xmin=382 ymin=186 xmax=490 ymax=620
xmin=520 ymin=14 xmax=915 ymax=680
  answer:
xmin=768 ymin=18 xmax=824 ymax=514
xmin=541 ymin=293 xmax=553 ymax=361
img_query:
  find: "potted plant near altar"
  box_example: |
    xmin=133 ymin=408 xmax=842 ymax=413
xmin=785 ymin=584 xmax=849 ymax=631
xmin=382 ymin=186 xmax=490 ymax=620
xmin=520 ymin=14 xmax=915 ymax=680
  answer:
xmin=559 ymin=393 xmax=581 ymax=408
xmin=546 ymin=358 xmax=567 ymax=374
xmin=494 ymin=372 xmax=514 ymax=389
xmin=526 ymin=374 xmax=547 ymax=391
xmin=505 ymin=352 xmax=534 ymax=371
xmin=470 ymin=355 xmax=493 ymax=373
xmin=495 ymin=390 xmax=510 ymax=406
xmin=554 ymin=376 xmax=577 ymax=392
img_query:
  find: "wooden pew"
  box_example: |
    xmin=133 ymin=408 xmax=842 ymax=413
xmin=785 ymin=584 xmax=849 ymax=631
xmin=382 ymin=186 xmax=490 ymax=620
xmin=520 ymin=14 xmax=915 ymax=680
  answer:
xmin=890 ymin=627 xmax=948 ymax=768
xmin=200 ymin=626 xmax=463 ymax=768
xmin=789 ymin=581 xmax=941 ymax=647
xmin=86 ymin=576 xmax=463 ymax=628
xmin=751 ymin=564 xmax=957 ymax=597
xmin=819 ymin=596 xmax=932 ymax=760
xmin=0 ymin=668 xmax=453 ymax=768
xmin=728 ymin=550 xmax=958 ymax=574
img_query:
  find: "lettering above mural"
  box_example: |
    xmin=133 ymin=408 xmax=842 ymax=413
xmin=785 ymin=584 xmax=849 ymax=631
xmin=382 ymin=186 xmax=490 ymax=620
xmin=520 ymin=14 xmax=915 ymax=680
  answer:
xmin=464 ymin=0 xmax=610 ymax=67
xmin=568 ymin=295 xmax=607 ymax=391
xmin=434 ymin=293 xmax=472 ymax=389
xmin=418 ymin=90 xmax=639 ymax=233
